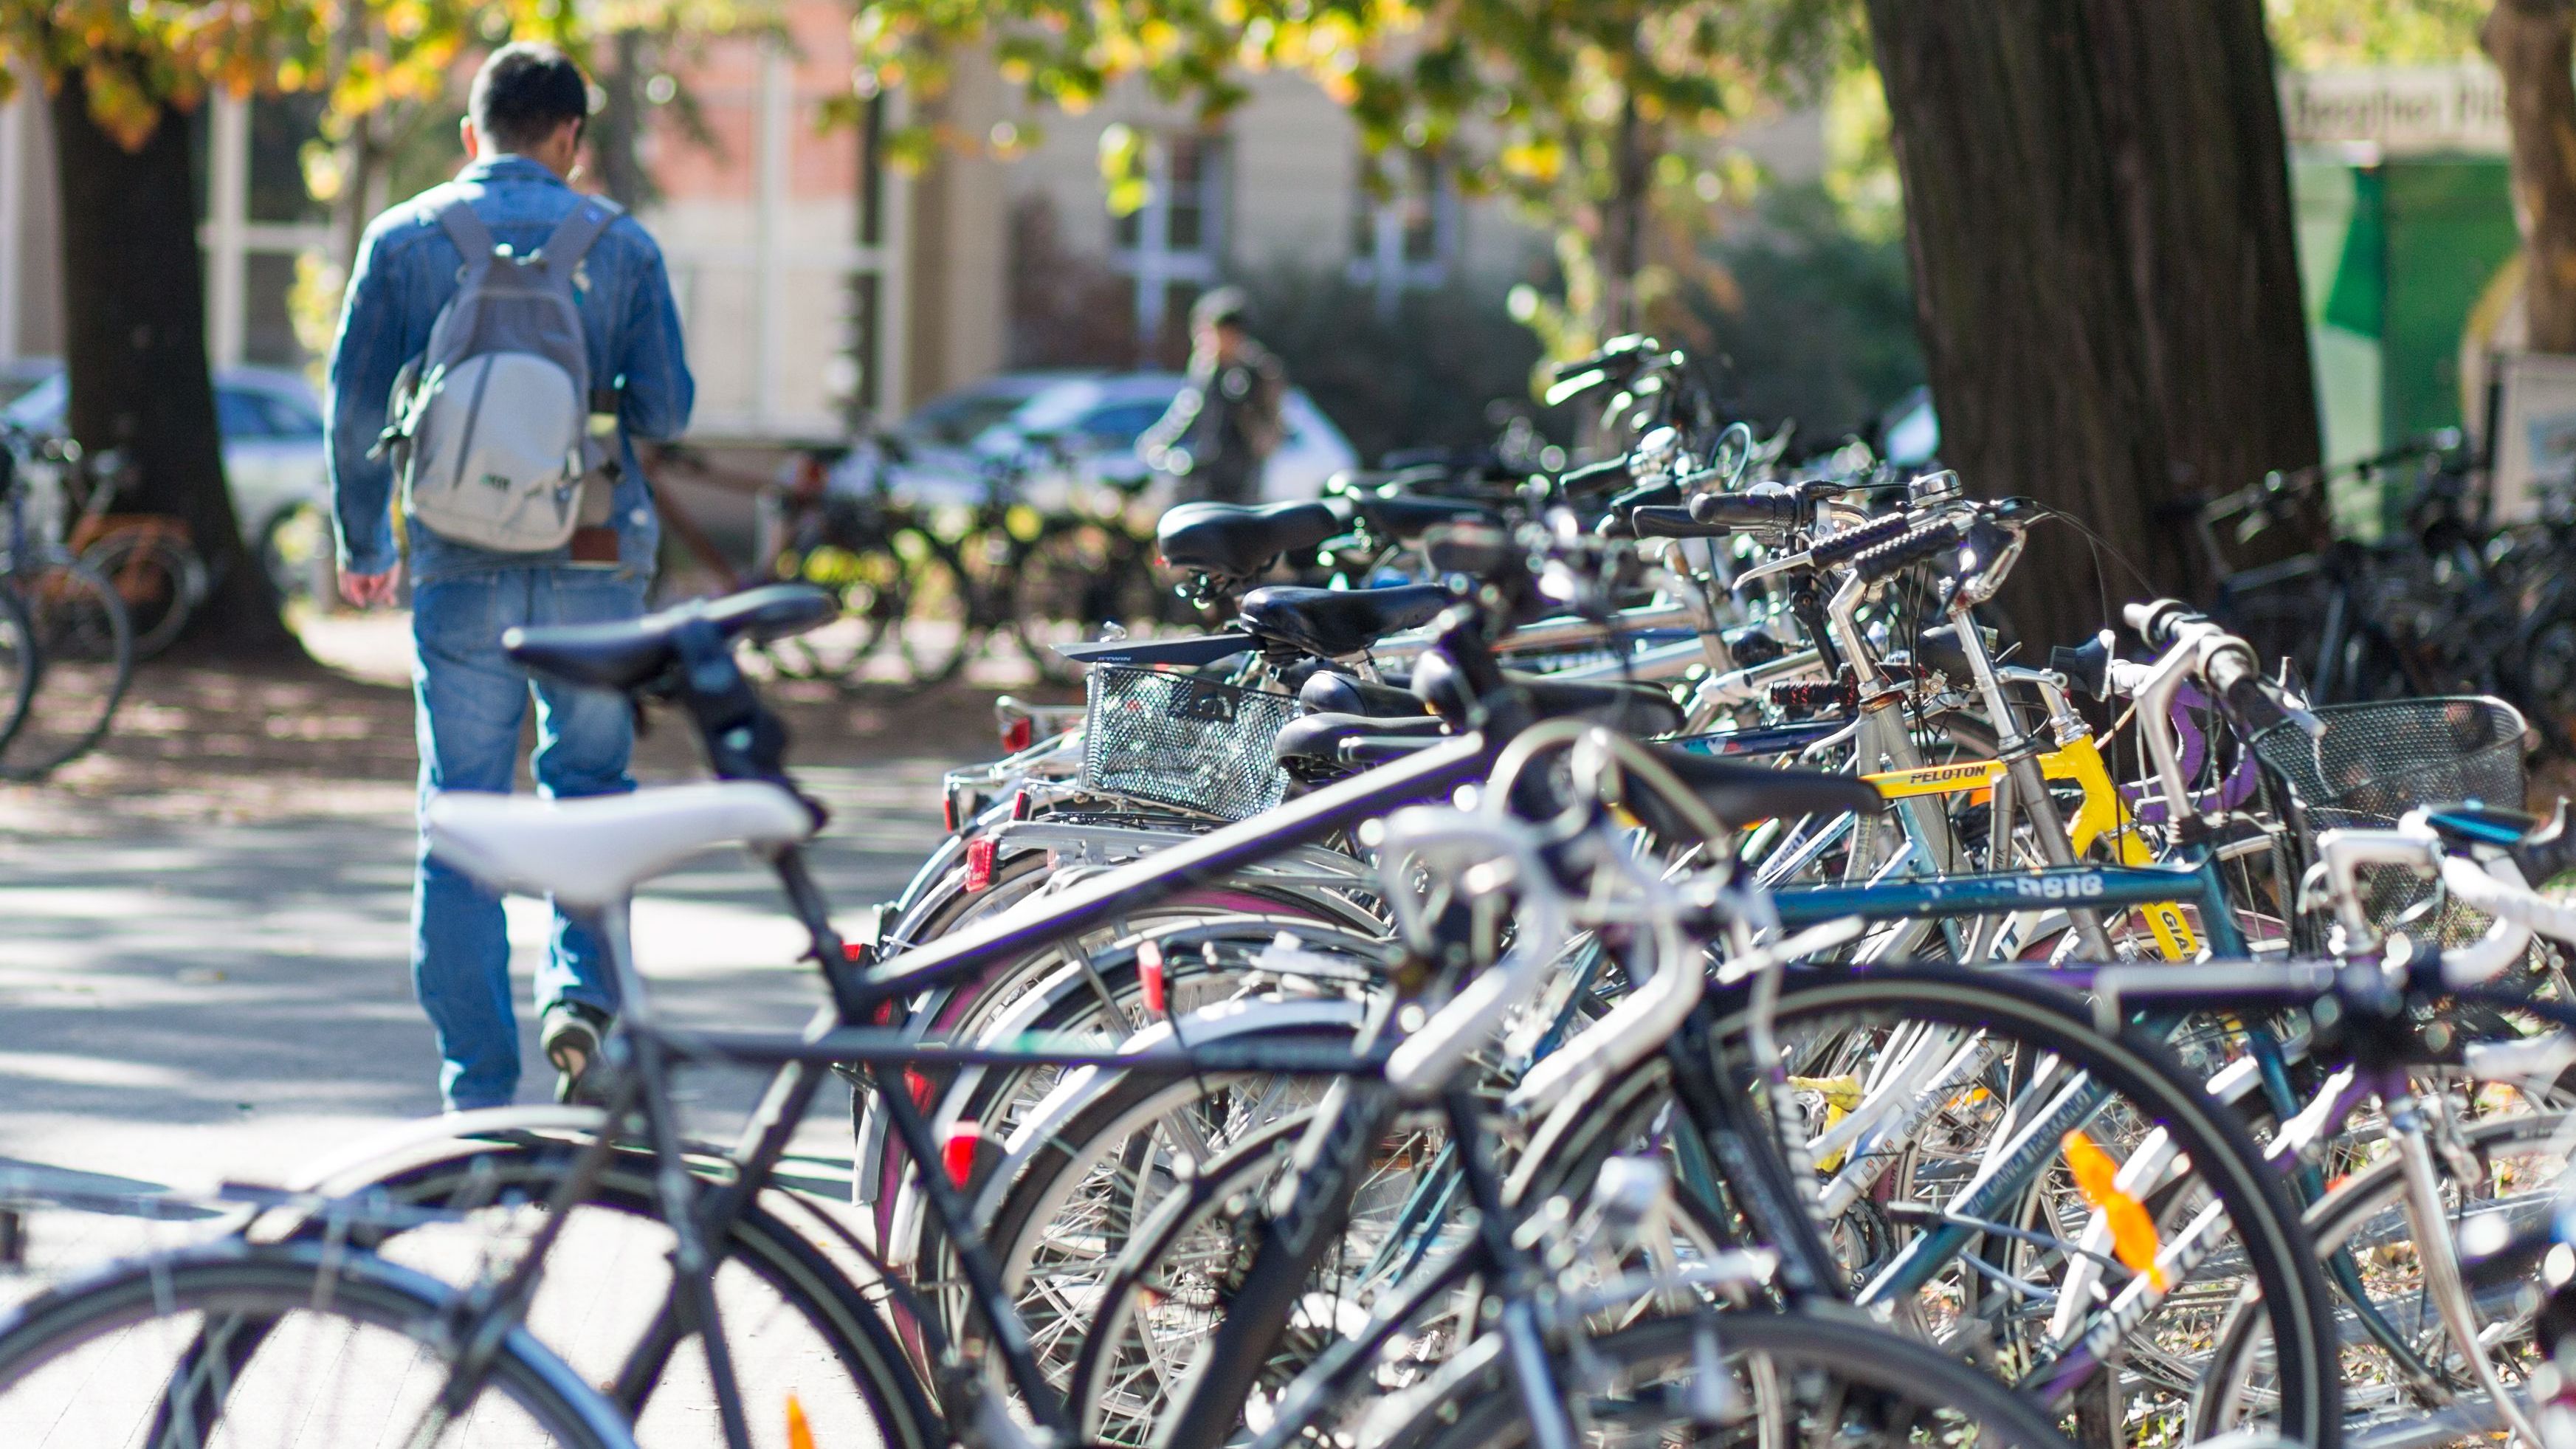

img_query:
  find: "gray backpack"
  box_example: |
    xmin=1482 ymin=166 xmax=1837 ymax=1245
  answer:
xmin=378 ymin=194 xmax=621 ymax=553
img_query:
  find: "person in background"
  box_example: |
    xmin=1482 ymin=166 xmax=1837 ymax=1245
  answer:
xmin=1140 ymin=286 xmax=1286 ymax=505
xmin=326 ymin=41 xmax=693 ymax=1111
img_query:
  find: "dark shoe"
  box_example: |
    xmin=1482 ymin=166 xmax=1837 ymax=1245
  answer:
xmin=542 ymin=1001 xmax=614 ymax=1106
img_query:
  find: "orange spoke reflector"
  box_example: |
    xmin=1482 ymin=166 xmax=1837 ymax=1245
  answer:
xmin=787 ymin=1391 xmax=817 ymax=1449
xmin=2062 ymin=1130 xmax=2169 ymax=1290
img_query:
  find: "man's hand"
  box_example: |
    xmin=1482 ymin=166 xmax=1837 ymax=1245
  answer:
xmin=340 ymin=568 xmax=401 ymax=608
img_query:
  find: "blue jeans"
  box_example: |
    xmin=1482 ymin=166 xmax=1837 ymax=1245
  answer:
xmin=412 ymin=567 xmax=645 ymax=1110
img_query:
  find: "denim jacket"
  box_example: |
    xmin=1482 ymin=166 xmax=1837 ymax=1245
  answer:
xmin=326 ymin=156 xmax=693 ymax=584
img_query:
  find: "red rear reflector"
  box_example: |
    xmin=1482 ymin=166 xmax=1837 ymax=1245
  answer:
xmin=941 ymin=794 xmax=959 ymax=833
xmin=1002 ymin=717 xmax=1033 ymax=753
xmin=964 ymin=836 xmax=997 ymax=892
xmin=1010 ymin=790 xmax=1032 ymax=822
xmin=1138 ymin=940 xmax=1168 ymax=1015
xmin=905 ymin=1067 xmax=934 ymax=1111
xmin=943 ymin=1122 xmax=982 ymax=1187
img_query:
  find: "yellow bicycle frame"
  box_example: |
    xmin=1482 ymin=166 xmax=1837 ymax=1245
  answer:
xmin=1862 ymin=734 xmax=2200 ymax=960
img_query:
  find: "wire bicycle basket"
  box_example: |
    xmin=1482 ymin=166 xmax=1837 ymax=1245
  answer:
xmin=1081 ymin=664 xmax=1296 ymax=821
xmin=2251 ymin=696 xmax=2529 ymax=943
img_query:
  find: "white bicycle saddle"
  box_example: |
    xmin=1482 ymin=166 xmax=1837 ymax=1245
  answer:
xmin=425 ymin=780 xmax=814 ymax=908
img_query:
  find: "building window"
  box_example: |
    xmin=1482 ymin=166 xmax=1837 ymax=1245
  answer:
xmin=1112 ymin=133 xmax=1227 ymax=362
xmin=647 ymin=38 xmax=906 ymax=439
xmin=200 ymin=92 xmax=334 ymax=370
xmin=1350 ymin=151 xmax=1453 ymax=317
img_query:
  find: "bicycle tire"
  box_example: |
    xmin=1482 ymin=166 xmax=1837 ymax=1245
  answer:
xmin=0 ymin=1238 xmax=633 ymax=1448
xmin=764 ymin=539 xmax=904 ymax=684
xmin=256 ymin=502 xmax=336 ymax=610
xmin=79 ymin=526 xmax=205 ymax=660
xmin=0 ymin=583 xmax=39 ymax=757
xmin=2200 ymin=1107 xmax=2575 ymax=1448
xmin=1012 ymin=519 xmax=1159 ymax=686
xmin=0 ymin=549 xmax=133 ymax=781
xmin=215 ymin=1135 xmax=940 ymax=1449
xmin=1513 ymin=965 xmax=2341 ymax=1449
xmin=1380 ymin=1309 xmax=2080 ymax=1449
xmin=895 ymin=531 xmax=977 ymax=686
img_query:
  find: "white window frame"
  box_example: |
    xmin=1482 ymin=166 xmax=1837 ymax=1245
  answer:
xmin=650 ymin=40 xmax=909 ymax=440
xmin=202 ymin=92 xmax=331 ymax=370
xmin=1348 ymin=151 xmax=1455 ymax=319
xmin=1112 ymin=132 xmax=1227 ymax=348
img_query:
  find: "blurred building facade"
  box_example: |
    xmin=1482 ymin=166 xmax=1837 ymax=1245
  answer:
xmin=0 ymin=2 xmax=1825 ymax=443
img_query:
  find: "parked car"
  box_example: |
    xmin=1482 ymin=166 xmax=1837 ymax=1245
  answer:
xmin=854 ymin=370 xmax=1358 ymax=509
xmin=1 ymin=363 xmax=332 ymax=600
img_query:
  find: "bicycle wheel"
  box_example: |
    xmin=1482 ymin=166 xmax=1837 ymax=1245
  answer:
xmin=1380 ymin=1310 xmax=2079 ymax=1449
xmin=763 ymin=540 xmax=903 ymax=684
xmin=276 ymin=1133 xmax=939 ymax=1449
xmin=0 ymin=1239 xmax=632 ymax=1448
xmin=2201 ymin=1107 xmax=2576 ymax=1449
xmin=895 ymin=531 xmax=976 ymax=686
xmin=0 ymin=551 xmax=133 ymax=781
xmin=256 ymin=502 xmax=335 ymax=610
xmin=80 ymin=527 xmax=206 ymax=660
xmin=1515 ymin=966 xmax=2340 ymax=1449
xmin=0 ymin=584 xmax=38 ymax=758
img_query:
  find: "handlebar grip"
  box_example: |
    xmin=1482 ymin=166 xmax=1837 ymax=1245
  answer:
xmin=1558 ymin=457 xmax=1633 ymax=499
xmin=1849 ymin=518 xmax=1965 ymax=583
xmin=1805 ymin=511 xmax=1915 ymax=568
xmin=2121 ymin=599 xmax=2200 ymax=650
xmin=1549 ymin=334 xmax=1653 ymax=385
xmin=1689 ymin=489 xmax=1802 ymax=531
xmin=1628 ymin=506 xmax=1737 ymax=540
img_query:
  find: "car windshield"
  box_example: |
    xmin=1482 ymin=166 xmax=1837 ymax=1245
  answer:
xmin=901 ymin=390 xmax=1044 ymax=448
xmin=2 ymin=375 xmax=63 ymax=433
xmin=1007 ymin=380 xmax=1181 ymax=442
xmin=1072 ymin=399 xmax=1176 ymax=450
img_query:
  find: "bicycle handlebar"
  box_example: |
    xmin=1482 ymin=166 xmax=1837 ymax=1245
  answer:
xmin=1805 ymin=510 xmax=1915 ymax=569
xmin=1689 ymin=488 xmax=1803 ymax=531
xmin=1849 ymin=515 xmax=1966 ymax=583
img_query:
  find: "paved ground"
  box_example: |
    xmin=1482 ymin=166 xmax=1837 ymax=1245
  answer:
xmin=0 ymin=613 xmax=1002 ymax=1280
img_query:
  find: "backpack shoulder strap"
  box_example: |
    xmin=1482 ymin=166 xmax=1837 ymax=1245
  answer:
xmin=434 ymin=195 xmax=496 ymax=263
xmin=537 ymin=196 xmax=622 ymax=276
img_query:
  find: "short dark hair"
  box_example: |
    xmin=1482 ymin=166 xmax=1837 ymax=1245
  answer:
xmin=1190 ymin=286 xmax=1250 ymax=333
xmin=471 ymin=42 xmax=590 ymax=151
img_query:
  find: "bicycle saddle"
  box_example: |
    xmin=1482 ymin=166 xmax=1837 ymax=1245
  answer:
xmin=1411 ymin=651 xmax=1687 ymax=737
xmin=1298 ymin=669 xmax=1430 ymax=719
xmin=1340 ymin=489 xmax=1499 ymax=541
xmin=1326 ymin=464 xmax=1449 ymax=495
xmin=1630 ymin=745 xmax=1888 ymax=837
xmin=505 ymin=584 xmax=833 ymax=694
xmin=1238 ymin=584 xmax=1452 ymax=660
xmin=1155 ymin=500 xmax=1345 ymax=579
xmin=1911 ymin=622 xmax=1998 ymax=684
xmin=2421 ymin=801 xmax=2576 ymax=885
xmin=1273 ymin=711 xmax=1447 ymax=778
xmin=426 ymin=780 xmax=815 ymax=909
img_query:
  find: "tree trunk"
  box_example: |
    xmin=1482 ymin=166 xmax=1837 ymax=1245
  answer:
xmin=52 ymin=72 xmax=294 ymax=656
xmin=2487 ymin=0 xmax=2576 ymax=351
xmin=590 ymin=29 xmax=657 ymax=212
xmin=1865 ymin=0 xmax=2321 ymax=641
xmin=1597 ymin=90 xmax=1651 ymax=339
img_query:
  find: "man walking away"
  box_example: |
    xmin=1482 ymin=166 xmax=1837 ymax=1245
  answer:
xmin=327 ymin=41 xmax=694 ymax=1110
xmin=1140 ymin=287 xmax=1286 ymax=505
